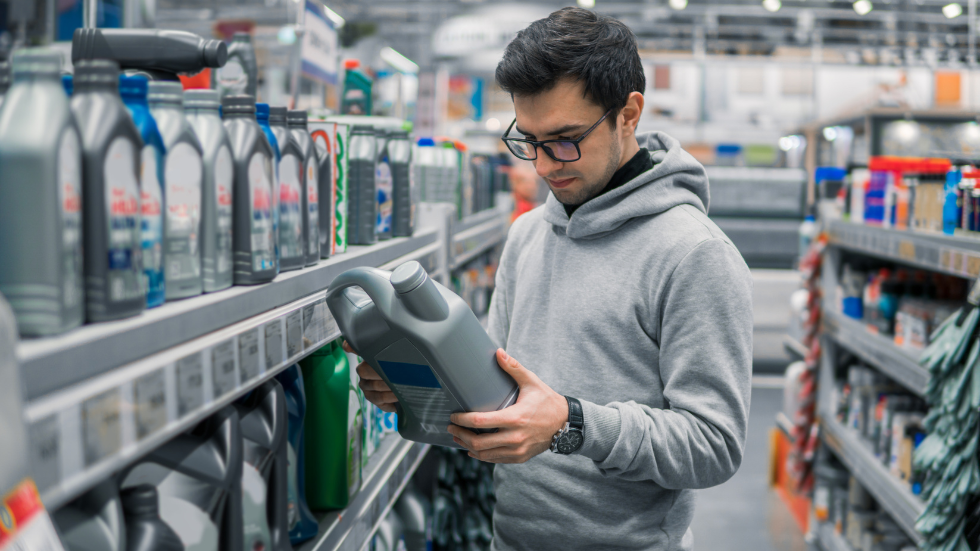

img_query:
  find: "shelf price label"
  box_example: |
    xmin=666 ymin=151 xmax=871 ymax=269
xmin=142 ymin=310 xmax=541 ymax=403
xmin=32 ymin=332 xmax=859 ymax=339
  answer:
xmin=239 ymin=328 xmax=261 ymax=383
xmin=211 ymin=339 xmax=238 ymax=398
xmin=303 ymin=303 xmax=318 ymax=350
xmin=133 ymin=369 xmax=168 ymax=440
xmin=286 ymin=310 xmax=303 ymax=359
xmin=897 ymin=240 xmax=915 ymax=262
xmin=265 ymin=320 xmax=284 ymax=368
xmin=81 ymin=388 xmax=122 ymax=466
xmin=28 ymin=416 xmax=61 ymax=493
xmin=176 ymin=353 xmax=205 ymax=416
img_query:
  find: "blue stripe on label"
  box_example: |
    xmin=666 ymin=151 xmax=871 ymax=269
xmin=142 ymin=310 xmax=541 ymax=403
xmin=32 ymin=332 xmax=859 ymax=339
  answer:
xmin=378 ymin=361 xmax=442 ymax=389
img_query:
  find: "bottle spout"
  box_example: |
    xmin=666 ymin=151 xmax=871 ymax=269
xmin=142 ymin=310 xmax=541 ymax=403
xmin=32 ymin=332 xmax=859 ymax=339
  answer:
xmin=390 ymin=261 xmax=449 ymax=322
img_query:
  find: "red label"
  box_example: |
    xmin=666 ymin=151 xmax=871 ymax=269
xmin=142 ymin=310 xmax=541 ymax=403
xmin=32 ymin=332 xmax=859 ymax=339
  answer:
xmin=0 ymin=480 xmax=43 ymax=547
xmin=110 ymin=188 xmax=139 ymax=216
xmin=141 ymin=192 xmax=161 ymax=216
xmin=63 ymin=184 xmax=81 ymax=214
xmin=217 ymin=185 xmax=232 ymax=207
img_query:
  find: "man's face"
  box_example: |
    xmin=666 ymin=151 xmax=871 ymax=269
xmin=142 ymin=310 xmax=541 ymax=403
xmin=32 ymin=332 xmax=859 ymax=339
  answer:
xmin=512 ymin=79 xmax=622 ymax=206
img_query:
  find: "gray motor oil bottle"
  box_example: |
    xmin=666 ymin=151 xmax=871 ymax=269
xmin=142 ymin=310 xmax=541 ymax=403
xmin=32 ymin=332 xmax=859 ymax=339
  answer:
xmin=0 ymin=49 xmax=84 ymax=337
xmin=288 ymin=110 xmax=320 ymax=265
xmin=270 ymin=107 xmax=305 ymax=271
xmin=387 ymin=131 xmax=415 ymax=238
xmin=347 ymin=125 xmax=378 ymax=246
xmin=326 ymin=260 xmax=519 ymax=449
xmin=185 ymin=89 xmax=234 ymax=293
xmin=53 ymin=479 xmax=126 ymax=551
xmin=149 ymin=81 xmax=204 ymax=300
xmin=121 ymin=485 xmax=183 ymax=551
xmin=214 ymin=32 xmax=257 ymax=98
xmin=222 ymin=95 xmax=277 ymax=284
xmin=71 ymin=59 xmax=146 ymax=322
xmin=72 ymin=28 xmax=227 ymax=81
xmin=123 ymin=406 xmax=244 ymax=551
xmin=311 ymin=123 xmax=333 ymax=259
xmin=395 ymin=484 xmax=432 ymax=551
xmin=234 ymin=379 xmax=291 ymax=551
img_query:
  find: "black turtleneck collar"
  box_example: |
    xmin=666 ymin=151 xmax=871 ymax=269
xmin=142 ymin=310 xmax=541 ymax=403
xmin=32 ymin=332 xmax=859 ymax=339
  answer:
xmin=563 ymin=148 xmax=653 ymax=218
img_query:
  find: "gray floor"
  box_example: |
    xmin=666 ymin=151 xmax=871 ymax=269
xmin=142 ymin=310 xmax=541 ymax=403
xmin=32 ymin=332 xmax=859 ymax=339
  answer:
xmin=690 ymin=385 xmax=808 ymax=551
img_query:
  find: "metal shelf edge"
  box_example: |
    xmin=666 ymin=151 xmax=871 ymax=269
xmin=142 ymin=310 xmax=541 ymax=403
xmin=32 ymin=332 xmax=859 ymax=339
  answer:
xmin=817 ymin=522 xmax=854 ymax=551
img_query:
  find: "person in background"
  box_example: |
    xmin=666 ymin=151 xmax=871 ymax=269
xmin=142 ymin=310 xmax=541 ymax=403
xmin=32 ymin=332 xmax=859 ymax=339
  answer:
xmin=508 ymin=160 xmax=542 ymax=222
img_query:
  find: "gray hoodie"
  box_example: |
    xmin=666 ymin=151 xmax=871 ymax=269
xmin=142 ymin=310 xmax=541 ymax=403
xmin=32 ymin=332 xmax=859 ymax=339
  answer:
xmin=487 ymin=131 xmax=753 ymax=551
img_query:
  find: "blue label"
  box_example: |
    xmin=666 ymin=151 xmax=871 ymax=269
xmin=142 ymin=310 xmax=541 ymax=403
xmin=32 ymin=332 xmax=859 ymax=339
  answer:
xmin=378 ymin=361 xmax=442 ymax=389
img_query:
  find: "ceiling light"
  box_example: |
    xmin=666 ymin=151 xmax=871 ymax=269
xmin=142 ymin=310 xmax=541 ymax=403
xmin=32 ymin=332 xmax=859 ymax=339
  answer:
xmin=943 ymin=3 xmax=963 ymax=18
xmin=853 ymin=0 xmax=873 ymax=15
xmin=763 ymin=0 xmax=781 ymax=12
xmin=380 ymin=47 xmax=419 ymax=74
xmin=823 ymin=127 xmax=838 ymax=141
xmin=485 ymin=118 xmax=501 ymax=132
xmin=577 ymin=0 xmax=596 ymax=8
xmin=669 ymin=0 xmax=687 ymax=10
xmin=321 ymin=4 xmax=345 ymax=29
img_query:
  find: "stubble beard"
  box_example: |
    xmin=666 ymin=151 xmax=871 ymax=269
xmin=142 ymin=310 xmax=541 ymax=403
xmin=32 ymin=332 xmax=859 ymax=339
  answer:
xmin=550 ymin=137 xmax=622 ymax=207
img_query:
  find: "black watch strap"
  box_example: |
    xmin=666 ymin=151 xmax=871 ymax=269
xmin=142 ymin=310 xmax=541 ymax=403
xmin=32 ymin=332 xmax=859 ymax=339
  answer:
xmin=565 ymin=396 xmax=583 ymax=431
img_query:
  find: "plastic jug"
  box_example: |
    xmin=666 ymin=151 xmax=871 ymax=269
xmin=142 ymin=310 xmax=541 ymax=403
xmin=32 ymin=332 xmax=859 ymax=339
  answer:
xmin=274 ymin=366 xmax=319 ymax=544
xmin=123 ymin=406 xmax=244 ymax=551
xmin=395 ymin=484 xmax=432 ymax=551
xmin=149 ymin=82 xmax=204 ymax=300
xmin=234 ymin=379 xmax=291 ymax=551
xmin=255 ymin=104 xmax=282 ymax=270
xmin=375 ymin=130 xmax=394 ymax=241
xmin=71 ymin=59 xmax=146 ymax=322
xmin=72 ymin=28 xmax=227 ymax=81
xmin=326 ymin=261 xmax=518 ymax=448
xmin=309 ymin=121 xmax=335 ymax=259
xmin=214 ymin=33 xmax=257 ymax=98
xmin=120 ymin=75 xmax=167 ymax=309
xmin=340 ymin=59 xmax=372 ymax=115
xmin=288 ymin=110 xmax=320 ymax=265
xmin=0 ymin=49 xmax=84 ymax=337
xmin=223 ymin=95 xmax=277 ymax=284
xmin=348 ymin=125 xmax=378 ymax=246
xmin=185 ymin=89 xmax=234 ymax=293
xmin=0 ymin=60 xmax=10 ymax=105
xmin=387 ymin=131 xmax=415 ymax=238
xmin=269 ymin=106 xmax=305 ymax=272
xmin=299 ymin=341 xmax=363 ymax=509
xmin=121 ymin=485 xmax=184 ymax=551
xmin=53 ymin=480 xmax=126 ymax=551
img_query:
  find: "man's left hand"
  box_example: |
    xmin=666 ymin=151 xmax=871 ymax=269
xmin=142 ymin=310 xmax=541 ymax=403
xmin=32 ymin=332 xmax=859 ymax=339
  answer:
xmin=448 ymin=349 xmax=568 ymax=463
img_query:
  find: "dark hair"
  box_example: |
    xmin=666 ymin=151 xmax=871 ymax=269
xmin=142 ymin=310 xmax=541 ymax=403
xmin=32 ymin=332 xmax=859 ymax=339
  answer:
xmin=495 ymin=7 xmax=645 ymax=120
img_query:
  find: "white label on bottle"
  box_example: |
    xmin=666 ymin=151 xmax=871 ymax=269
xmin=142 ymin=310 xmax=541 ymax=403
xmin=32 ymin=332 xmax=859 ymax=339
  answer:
xmin=0 ymin=507 xmax=66 ymax=551
xmin=248 ymin=153 xmax=275 ymax=271
xmin=58 ymin=129 xmax=83 ymax=311
xmin=139 ymin=145 xmax=164 ymax=278
xmin=176 ymin=353 xmax=205 ymax=416
xmin=307 ymin=159 xmax=319 ymax=256
xmin=81 ymin=388 xmax=122 ymax=466
xmin=215 ymin=145 xmax=234 ymax=275
xmin=285 ymin=309 xmax=302 ymax=358
xmin=264 ymin=319 xmax=284 ymax=368
xmin=165 ymin=142 xmax=203 ymax=282
xmin=216 ymin=57 xmax=247 ymax=95
xmin=376 ymin=161 xmax=393 ymax=235
xmin=133 ymin=369 xmax=167 ymax=440
xmin=103 ymin=137 xmax=143 ymax=302
xmin=279 ymin=153 xmax=304 ymax=259
xmin=211 ymin=339 xmax=238 ymax=397
xmin=241 ymin=463 xmax=272 ymax=550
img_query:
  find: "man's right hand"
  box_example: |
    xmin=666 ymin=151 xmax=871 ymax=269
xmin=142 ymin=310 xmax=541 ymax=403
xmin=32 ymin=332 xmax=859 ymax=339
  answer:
xmin=342 ymin=341 xmax=399 ymax=413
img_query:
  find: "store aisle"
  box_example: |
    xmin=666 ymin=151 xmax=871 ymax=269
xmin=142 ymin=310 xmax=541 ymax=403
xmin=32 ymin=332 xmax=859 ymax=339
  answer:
xmin=752 ymin=270 xmax=800 ymax=374
xmin=690 ymin=386 xmax=807 ymax=551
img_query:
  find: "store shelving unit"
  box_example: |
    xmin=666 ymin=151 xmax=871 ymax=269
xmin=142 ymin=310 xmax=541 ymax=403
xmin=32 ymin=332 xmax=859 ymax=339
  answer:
xmin=817 ymin=522 xmax=853 ymax=551
xmin=451 ymin=203 xmax=510 ymax=270
xmin=299 ymin=435 xmax=430 ymax=551
xmin=783 ymin=334 xmax=808 ymax=360
xmin=821 ymin=309 xmax=928 ymax=397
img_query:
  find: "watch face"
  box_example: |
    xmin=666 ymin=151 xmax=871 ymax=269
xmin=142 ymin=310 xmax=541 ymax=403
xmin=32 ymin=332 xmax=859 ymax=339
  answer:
xmin=558 ymin=430 xmax=584 ymax=454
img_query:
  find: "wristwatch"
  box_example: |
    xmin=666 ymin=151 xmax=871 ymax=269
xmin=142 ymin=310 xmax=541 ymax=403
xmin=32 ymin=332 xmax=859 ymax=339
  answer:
xmin=550 ymin=396 xmax=584 ymax=455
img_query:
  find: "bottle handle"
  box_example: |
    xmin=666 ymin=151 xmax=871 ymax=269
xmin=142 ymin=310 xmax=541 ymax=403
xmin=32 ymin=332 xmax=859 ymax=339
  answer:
xmin=326 ymin=266 xmax=394 ymax=312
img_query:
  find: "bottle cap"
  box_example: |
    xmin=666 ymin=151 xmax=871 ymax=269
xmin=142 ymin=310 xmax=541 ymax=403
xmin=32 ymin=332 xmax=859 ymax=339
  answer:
xmin=118 ymin=75 xmax=149 ymax=98
xmin=269 ymin=106 xmax=287 ymax=124
xmin=344 ymin=59 xmax=360 ymax=70
xmin=121 ymin=485 xmax=160 ymax=518
xmin=287 ymin=109 xmax=308 ymax=127
xmin=148 ymin=80 xmax=184 ymax=104
xmin=417 ymin=137 xmax=435 ymax=146
xmin=73 ymin=59 xmax=120 ymax=89
xmin=391 ymin=261 xmax=427 ymax=294
xmin=184 ymin=88 xmax=220 ymax=109
xmin=223 ymin=94 xmax=256 ymax=114
xmin=11 ymin=49 xmax=63 ymax=77
xmin=203 ymin=39 xmax=229 ymax=68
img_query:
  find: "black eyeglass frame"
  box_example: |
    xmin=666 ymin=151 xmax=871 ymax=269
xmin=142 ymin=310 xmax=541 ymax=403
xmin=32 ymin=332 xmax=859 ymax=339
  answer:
xmin=500 ymin=108 xmax=613 ymax=162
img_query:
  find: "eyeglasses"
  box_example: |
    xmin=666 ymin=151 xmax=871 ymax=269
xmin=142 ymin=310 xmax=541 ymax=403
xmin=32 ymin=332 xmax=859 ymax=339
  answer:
xmin=501 ymin=109 xmax=613 ymax=162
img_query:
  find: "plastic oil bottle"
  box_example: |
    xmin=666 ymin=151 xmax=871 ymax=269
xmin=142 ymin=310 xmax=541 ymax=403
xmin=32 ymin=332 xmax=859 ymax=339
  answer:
xmin=53 ymin=480 xmax=126 ymax=551
xmin=213 ymin=32 xmax=257 ymax=98
xmin=375 ymin=130 xmax=393 ymax=241
xmin=0 ymin=49 xmax=84 ymax=337
xmin=223 ymin=95 xmax=277 ymax=284
xmin=71 ymin=59 xmax=146 ymax=322
xmin=310 ymin=121 xmax=335 ymax=259
xmin=269 ymin=106 xmax=305 ymax=271
xmin=348 ymin=125 xmax=378 ymax=245
xmin=299 ymin=340 xmax=362 ymax=509
xmin=72 ymin=28 xmax=228 ymax=81
xmin=256 ymin=103 xmax=282 ymax=270
xmin=149 ymin=81 xmax=204 ymax=300
xmin=120 ymin=485 xmax=183 ymax=551
xmin=289 ymin=110 xmax=320 ymax=265
xmin=275 ymin=365 xmax=319 ymax=545
xmin=184 ymin=89 xmax=234 ymax=293
xmin=388 ymin=130 xmax=415 ymax=237
xmin=340 ymin=59 xmax=372 ymax=115
xmin=120 ymin=75 xmax=166 ymax=309
xmin=333 ymin=123 xmax=351 ymax=253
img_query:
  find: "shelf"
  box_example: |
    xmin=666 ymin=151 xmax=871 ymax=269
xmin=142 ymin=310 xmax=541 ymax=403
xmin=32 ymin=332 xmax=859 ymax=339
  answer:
xmin=821 ymin=310 xmax=928 ymax=397
xmin=816 ymin=522 xmax=853 ymax=551
xmin=828 ymin=220 xmax=980 ymax=279
xmin=299 ymin=435 xmax=430 ymax=551
xmin=452 ymin=208 xmax=508 ymax=271
xmin=783 ymin=334 xmax=808 ymax=360
xmin=17 ymin=230 xmax=438 ymax=401
xmin=819 ymin=416 xmax=925 ymax=545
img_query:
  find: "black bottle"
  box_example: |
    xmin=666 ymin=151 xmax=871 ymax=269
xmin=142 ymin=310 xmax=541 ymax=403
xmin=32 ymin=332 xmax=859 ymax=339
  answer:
xmin=72 ymin=28 xmax=227 ymax=80
xmin=121 ymin=485 xmax=183 ymax=551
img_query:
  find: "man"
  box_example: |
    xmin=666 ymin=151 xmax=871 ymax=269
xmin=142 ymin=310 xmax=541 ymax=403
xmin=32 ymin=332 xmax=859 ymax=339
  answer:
xmin=349 ymin=7 xmax=752 ymax=550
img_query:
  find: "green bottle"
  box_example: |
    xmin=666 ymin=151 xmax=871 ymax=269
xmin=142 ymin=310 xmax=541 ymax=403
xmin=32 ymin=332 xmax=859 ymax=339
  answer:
xmin=299 ymin=340 xmax=362 ymax=510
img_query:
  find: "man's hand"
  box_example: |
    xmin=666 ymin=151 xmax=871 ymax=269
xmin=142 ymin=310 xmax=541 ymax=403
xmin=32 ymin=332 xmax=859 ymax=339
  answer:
xmin=343 ymin=341 xmax=399 ymax=413
xmin=448 ymin=349 xmax=568 ymax=464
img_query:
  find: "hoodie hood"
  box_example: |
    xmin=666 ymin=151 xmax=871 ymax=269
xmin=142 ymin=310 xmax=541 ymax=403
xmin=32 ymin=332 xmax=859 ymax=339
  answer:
xmin=542 ymin=131 xmax=710 ymax=239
